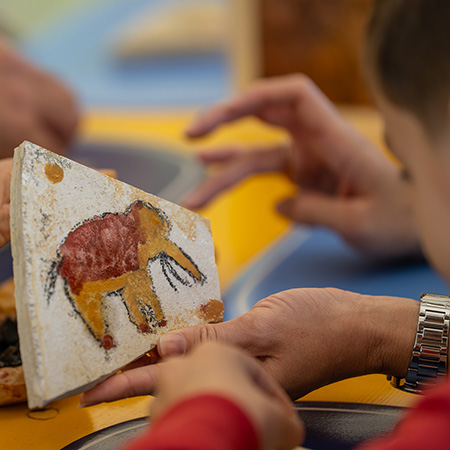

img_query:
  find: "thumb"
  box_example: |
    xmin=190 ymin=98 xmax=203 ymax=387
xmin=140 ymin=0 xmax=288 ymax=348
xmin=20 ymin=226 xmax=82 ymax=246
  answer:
xmin=158 ymin=316 xmax=258 ymax=358
xmin=276 ymin=193 xmax=360 ymax=236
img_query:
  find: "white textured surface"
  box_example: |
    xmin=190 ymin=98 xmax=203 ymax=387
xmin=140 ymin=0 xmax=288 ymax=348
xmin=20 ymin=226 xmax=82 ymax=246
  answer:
xmin=10 ymin=141 xmax=221 ymax=409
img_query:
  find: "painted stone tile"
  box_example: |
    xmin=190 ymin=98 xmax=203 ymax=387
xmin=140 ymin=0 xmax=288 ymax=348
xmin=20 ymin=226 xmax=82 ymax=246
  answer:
xmin=10 ymin=141 xmax=222 ymax=409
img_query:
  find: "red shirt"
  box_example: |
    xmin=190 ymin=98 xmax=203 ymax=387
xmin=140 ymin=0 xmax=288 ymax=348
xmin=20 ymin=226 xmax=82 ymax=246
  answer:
xmin=359 ymin=380 xmax=450 ymax=450
xmin=123 ymin=395 xmax=260 ymax=450
xmin=123 ymin=382 xmax=450 ymax=450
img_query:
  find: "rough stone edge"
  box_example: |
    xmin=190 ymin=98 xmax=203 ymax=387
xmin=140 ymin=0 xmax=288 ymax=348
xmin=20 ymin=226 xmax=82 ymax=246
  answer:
xmin=11 ymin=142 xmax=45 ymax=409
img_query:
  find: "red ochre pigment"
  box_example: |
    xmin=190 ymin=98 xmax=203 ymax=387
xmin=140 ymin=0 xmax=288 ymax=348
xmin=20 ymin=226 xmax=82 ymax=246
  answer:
xmin=58 ymin=203 xmax=146 ymax=295
xmin=101 ymin=334 xmax=115 ymax=350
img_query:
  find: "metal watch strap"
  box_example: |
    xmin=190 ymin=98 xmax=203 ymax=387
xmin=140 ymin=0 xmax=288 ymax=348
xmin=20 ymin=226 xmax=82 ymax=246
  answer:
xmin=389 ymin=293 xmax=450 ymax=394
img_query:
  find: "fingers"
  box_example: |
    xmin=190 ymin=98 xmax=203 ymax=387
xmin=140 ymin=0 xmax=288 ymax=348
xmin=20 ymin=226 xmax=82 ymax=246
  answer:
xmin=186 ymin=74 xmax=338 ymax=139
xmin=82 ymin=337 xmax=256 ymax=408
xmin=196 ymin=147 xmax=241 ymax=163
xmin=80 ymin=363 xmax=162 ymax=407
xmin=185 ymin=77 xmax=285 ymax=137
xmin=122 ymin=350 xmax=161 ymax=371
xmin=23 ymin=118 xmax=69 ymax=155
xmin=0 ymin=40 xmax=78 ymax=157
xmin=227 ymin=348 xmax=304 ymax=450
xmin=274 ymin=415 xmax=305 ymax=450
xmin=183 ymin=144 xmax=288 ymax=209
xmin=270 ymin=400 xmax=305 ymax=450
xmin=157 ymin=314 xmax=270 ymax=359
xmin=83 ymin=320 xmax=256 ymax=408
xmin=33 ymin=69 xmax=79 ymax=150
xmin=0 ymin=89 xmax=69 ymax=157
xmin=249 ymin=357 xmax=301 ymax=433
xmin=153 ymin=342 xmax=304 ymax=450
xmin=276 ymin=192 xmax=364 ymax=236
xmin=186 ymin=93 xmax=268 ymax=137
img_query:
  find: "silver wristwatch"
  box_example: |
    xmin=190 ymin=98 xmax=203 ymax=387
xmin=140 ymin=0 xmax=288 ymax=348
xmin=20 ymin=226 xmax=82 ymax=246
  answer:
xmin=389 ymin=293 xmax=450 ymax=394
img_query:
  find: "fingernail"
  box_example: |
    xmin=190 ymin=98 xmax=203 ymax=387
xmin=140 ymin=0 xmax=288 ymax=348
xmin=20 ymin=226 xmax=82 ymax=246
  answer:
xmin=159 ymin=333 xmax=186 ymax=357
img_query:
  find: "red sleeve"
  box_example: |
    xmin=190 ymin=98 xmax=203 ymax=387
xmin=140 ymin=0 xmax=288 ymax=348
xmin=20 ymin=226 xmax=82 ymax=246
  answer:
xmin=358 ymin=380 xmax=450 ymax=450
xmin=122 ymin=394 xmax=260 ymax=450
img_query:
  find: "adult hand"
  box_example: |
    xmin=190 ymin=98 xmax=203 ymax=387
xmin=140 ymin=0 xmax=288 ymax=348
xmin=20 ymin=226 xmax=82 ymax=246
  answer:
xmin=0 ymin=158 xmax=12 ymax=247
xmin=80 ymin=288 xmax=419 ymax=402
xmin=83 ymin=342 xmax=304 ymax=450
xmin=184 ymin=75 xmax=420 ymax=258
xmin=0 ymin=36 xmax=78 ymax=158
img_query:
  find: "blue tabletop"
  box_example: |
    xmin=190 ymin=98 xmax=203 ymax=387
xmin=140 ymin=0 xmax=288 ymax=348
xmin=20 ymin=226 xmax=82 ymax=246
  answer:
xmin=224 ymin=227 xmax=449 ymax=320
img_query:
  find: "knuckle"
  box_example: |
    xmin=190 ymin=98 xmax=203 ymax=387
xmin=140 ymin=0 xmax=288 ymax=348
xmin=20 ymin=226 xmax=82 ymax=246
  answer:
xmin=196 ymin=324 xmax=220 ymax=344
xmin=290 ymin=73 xmax=315 ymax=95
xmin=297 ymin=73 xmax=313 ymax=86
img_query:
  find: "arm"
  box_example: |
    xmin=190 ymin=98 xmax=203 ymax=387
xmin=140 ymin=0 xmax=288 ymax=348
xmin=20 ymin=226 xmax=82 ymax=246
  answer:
xmin=184 ymin=75 xmax=420 ymax=259
xmin=0 ymin=36 xmax=78 ymax=157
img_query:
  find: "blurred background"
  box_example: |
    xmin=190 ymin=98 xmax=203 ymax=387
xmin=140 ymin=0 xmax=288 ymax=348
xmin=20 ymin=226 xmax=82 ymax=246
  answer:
xmin=5 ymin=6 xmax=447 ymax=448
xmin=0 ymin=0 xmax=382 ymax=290
xmin=1 ymin=0 xmax=232 ymax=107
xmin=0 ymin=0 xmax=374 ymax=109
xmin=0 ymin=0 xmax=380 ymax=289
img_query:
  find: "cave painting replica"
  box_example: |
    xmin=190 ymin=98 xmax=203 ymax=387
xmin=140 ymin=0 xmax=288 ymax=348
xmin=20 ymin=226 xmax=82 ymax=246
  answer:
xmin=11 ymin=141 xmax=221 ymax=409
xmin=47 ymin=200 xmax=206 ymax=350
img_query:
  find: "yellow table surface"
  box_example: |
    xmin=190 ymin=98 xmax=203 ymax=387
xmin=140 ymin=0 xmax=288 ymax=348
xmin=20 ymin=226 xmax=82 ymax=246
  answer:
xmin=0 ymin=107 xmax=418 ymax=449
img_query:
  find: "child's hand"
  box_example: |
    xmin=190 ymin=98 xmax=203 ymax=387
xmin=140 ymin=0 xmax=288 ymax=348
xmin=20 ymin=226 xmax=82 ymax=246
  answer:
xmin=82 ymin=342 xmax=304 ymax=450
xmin=184 ymin=75 xmax=421 ymax=258
xmin=0 ymin=36 xmax=78 ymax=158
xmin=153 ymin=343 xmax=304 ymax=450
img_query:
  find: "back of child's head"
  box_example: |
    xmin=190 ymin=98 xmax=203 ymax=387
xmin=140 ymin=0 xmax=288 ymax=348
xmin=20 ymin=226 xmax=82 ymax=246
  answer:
xmin=365 ymin=0 xmax=450 ymax=134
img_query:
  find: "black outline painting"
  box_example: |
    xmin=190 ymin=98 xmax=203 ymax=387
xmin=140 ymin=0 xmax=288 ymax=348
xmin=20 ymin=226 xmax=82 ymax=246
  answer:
xmin=46 ymin=200 xmax=206 ymax=349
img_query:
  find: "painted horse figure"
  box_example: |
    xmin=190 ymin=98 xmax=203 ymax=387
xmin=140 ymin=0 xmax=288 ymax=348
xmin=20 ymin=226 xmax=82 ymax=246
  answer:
xmin=47 ymin=200 xmax=205 ymax=349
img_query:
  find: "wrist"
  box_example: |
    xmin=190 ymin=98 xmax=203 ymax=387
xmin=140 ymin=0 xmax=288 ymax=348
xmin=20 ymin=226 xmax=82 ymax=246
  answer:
xmin=309 ymin=290 xmax=417 ymax=386
xmin=362 ymin=295 xmax=419 ymax=377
